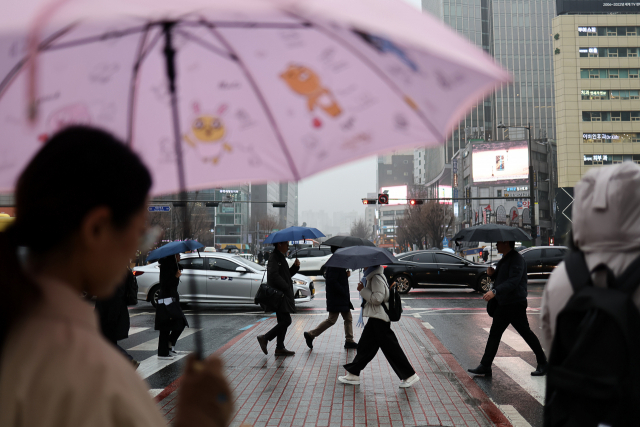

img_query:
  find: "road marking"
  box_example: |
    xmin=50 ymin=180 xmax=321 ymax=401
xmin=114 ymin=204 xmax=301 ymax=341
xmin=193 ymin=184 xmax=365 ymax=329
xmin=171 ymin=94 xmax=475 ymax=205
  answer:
xmin=128 ymin=327 xmax=149 ymax=335
xmin=128 ymin=328 xmax=202 ymax=351
xmin=239 ymin=324 xmax=255 ymax=330
xmin=493 ymin=357 xmax=545 ymax=405
xmin=497 ymin=405 xmax=532 ymax=427
xmin=149 ymin=389 xmax=164 ymax=398
xmin=136 ymin=354 xmax=189 ymax=380
xmin=130 ymin=312 xmax=154 ymax=317
xmin=483 ymin=328 xmax=533 ymax=352
xmin=413 ymin=314 xmax=422 ymax=318
xmin=404 ymin=306 xmax=412 ymax=309
xmin=422 ymin=322 xmax=434 ymax=329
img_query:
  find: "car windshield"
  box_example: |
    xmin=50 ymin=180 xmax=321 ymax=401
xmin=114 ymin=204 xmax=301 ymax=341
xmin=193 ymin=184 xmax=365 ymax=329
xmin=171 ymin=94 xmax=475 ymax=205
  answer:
xmin=232 ymin=256 xmax=265 ymax=272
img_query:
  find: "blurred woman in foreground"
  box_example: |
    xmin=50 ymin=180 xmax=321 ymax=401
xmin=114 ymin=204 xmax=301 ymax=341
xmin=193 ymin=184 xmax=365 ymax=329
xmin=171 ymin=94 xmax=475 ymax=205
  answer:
xmin=0 ymin=126 xmax=232 ymax=427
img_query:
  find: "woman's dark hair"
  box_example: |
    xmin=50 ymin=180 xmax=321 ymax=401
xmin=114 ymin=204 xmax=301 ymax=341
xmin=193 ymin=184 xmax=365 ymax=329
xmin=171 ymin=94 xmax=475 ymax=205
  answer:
xmin=0 ymin=126 xmax=152 ymax=347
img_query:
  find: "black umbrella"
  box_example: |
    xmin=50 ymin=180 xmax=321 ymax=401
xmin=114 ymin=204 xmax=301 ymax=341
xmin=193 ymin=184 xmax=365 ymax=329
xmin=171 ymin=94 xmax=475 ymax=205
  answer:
xmin=453 ymin=224 xmax=532 ymax=243
xmin=321 ymin=236 xmax=375 ymax=248
xmin=324 ymin=246 xmax=397 ymax=270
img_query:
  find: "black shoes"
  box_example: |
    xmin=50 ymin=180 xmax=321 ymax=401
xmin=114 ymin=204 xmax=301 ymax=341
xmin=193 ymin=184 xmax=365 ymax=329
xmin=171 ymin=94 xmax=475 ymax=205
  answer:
xmin=531 ymin=362 xmax=548 ymax=376
xmin=303 ymin=332 xmax=314 ymax=349
xmin=468 ymin=364 xmax=492 ymax=377
xmin=257 ymin=335 xmax=268 ymax=355
xmin=274 ymin=348 xmax=295 ymax=357
xmin=344 ymin=341 xmax=358 ymax=349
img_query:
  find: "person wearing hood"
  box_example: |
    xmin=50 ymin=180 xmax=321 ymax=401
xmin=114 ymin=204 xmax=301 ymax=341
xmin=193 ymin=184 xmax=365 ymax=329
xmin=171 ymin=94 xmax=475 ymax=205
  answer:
xmin=541 ymin=162 xmax=640 ymax=353
xmin=338 ymin=265 xmax=419 ymax=388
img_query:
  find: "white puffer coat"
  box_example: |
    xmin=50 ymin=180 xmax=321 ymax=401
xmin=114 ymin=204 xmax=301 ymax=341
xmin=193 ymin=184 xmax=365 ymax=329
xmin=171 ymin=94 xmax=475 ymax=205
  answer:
xmin=360 ymin=266 xmax=390 ymax=322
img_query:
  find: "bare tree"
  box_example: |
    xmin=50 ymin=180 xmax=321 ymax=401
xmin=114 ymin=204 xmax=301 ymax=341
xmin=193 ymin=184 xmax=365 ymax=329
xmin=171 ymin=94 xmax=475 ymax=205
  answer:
xmin=148 ymin=202 xmax=213 ymax=245
xmin=422 ymin=202 xmax=454 ymax=249
xmin=350 ymin=218 xmax=372 ymax=240
xmin=251 ymin=214 xmax=280 ymax=242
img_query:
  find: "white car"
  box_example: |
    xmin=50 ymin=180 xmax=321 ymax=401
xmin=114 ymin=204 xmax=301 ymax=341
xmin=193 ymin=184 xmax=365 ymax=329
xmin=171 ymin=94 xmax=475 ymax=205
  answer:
xmin=134 ymin=252 xmax=315 ymax=307
xmin=286 ymin=247 xmax=332 ymax=276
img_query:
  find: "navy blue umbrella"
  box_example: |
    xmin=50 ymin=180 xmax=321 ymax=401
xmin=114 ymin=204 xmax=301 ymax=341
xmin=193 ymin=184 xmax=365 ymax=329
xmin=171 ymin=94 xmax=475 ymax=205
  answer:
xmin=324 ymin=246 xmax=397 ymax=270
xmin=147 ymin=240 xmax=204 ymax=262
xmin=263 ymin=226 xmax=325 ymax=244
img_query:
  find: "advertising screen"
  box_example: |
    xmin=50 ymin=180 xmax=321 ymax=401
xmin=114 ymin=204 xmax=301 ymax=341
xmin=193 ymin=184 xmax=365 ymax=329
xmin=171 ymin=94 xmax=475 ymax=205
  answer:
xmin=472 ymin=141 xmax=529 ymax=184
xmin=437 ymin=185 xmax=452 ymax=204
xmin=380 ymin=185 xmax=407 ymax=205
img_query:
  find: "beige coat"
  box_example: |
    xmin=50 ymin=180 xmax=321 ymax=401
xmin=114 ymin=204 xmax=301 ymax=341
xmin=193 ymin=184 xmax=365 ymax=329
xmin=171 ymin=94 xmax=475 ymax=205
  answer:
xmin=0 ymin=278 xmax=168 ymax=427
xmin=360 ymin=266 xmax=390 ymax=322
xmin=541 ymin=163 xmax=640 ymax=354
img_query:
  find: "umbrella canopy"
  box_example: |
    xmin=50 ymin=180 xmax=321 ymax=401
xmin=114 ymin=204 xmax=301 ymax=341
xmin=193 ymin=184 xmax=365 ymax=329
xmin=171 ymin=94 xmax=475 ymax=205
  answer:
xmin=324 ymin=246 xmax=397 ymax=270
xmin=147 ymin=240 xmax=204 ymax=262
xmin=263 ymin=226 xmax=325 ymax=245
xmin=0 ymin=0 xmax=510 ymax=195
xmin=322 ymin=235 xmax=375 ymax=248
xmin=453 ymin=224 xmax=532 ymax=243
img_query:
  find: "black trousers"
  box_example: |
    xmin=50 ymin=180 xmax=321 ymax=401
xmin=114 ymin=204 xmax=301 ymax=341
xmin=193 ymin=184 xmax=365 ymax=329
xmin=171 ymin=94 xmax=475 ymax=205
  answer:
xmin=481 ymin=302 xmax=547 ymax=367
xmin=264 ymin=311 xmax=292 ymax=349
xmin=158 ymin=326 xmax=185 ymax=356
xmin=344 ymin=318 xmax=415 ymax=380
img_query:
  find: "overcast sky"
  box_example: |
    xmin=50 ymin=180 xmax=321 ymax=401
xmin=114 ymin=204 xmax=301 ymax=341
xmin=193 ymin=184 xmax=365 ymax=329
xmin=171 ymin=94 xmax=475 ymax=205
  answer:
xmin=297 ymin=0 xmax=422 ymax=220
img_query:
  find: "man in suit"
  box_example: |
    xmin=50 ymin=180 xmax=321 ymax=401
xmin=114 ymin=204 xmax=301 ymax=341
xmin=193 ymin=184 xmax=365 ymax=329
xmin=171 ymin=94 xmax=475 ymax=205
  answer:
xmin=257 ymin=241 xmax=300 ymax=356
xmin=468 ymin=241 xmax=548 ymax=377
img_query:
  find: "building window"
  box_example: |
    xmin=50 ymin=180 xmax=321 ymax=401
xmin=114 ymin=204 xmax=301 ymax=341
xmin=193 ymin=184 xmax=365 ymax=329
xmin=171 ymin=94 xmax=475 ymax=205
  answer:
xmin=612 ymin=112 xmax=622 ymax=122
xmin=403 ymin=172 xmax=409 ymax=176
xmin=497 ymin=190 xmax=502 ymax=197
xmin=387 ymin=170 xmax=392 ymax=175
xmin=403 ymin=160 xmax=409 ymax=164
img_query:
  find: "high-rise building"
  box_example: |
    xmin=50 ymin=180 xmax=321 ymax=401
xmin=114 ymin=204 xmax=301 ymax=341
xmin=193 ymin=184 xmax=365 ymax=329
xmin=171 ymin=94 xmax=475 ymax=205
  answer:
xmin=552 ymin=1 xmax=640 ymax=239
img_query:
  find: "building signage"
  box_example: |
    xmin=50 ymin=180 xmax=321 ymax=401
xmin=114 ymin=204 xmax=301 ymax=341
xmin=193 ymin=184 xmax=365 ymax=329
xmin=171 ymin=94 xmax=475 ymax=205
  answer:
xmin=148 ymin=205 xmax=171 ymax=212
xmin=220 ymin=190 xmax=239 ymax=194
xmin=505 ymin=186 xmax=528 ymax=191
xmin=583 ymin=133 xmax=620 ymax=141
xmin=471 ymin=140 xmax=529 ymax=184
xmin=578 ymin=47 xmax=598 ymax=54
xmin=558 ymin=0 xmax=640 ymax=14
xmin=578 ymin=26 xmax=597 ymax=33
xmin=603 ymin=2 xmax=640 ymax=6
xmin=584 ymin=154 xmax=609 ymax=162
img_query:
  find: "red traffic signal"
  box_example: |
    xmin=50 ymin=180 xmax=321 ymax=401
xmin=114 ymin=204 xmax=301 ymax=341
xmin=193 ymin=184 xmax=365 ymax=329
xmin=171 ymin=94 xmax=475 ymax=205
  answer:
xmin=409 ymin=199 xmax=424 ymax=205
xmin=362 ymin=198 xmax=377 ymax=205
xmin=378 ymin=193 xmax=389 ymax=204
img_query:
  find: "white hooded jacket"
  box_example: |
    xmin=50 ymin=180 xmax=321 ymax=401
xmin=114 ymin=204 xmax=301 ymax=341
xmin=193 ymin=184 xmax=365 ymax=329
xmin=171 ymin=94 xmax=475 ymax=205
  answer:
xmin=540 ymin=162 xmax=640 ymax=354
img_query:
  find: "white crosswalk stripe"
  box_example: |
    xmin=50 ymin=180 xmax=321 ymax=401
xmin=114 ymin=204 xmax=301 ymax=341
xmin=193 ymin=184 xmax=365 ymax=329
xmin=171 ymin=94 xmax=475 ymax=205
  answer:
xmin=422 ymin=322 xmax=434 ymax=329
xmin=128 ymin=327 xmax=149 ymax=335
xmin=497 ymin=404 xmax=532 ymax=427
xmin=493 ymin=357 xmax=546 ymax=405
xmin=148 ymin=389 xmax=164 ymax=398
xmin=136 ymin=354 xmax=189 ymax=380
xmin=483 ymin=328 xmax=533 ymax=352
xmin=127 ymin=328 xmax=202 ymax=351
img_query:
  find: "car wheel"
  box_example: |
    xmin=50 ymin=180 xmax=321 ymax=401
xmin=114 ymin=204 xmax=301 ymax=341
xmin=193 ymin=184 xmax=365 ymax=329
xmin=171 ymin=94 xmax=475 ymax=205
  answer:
xmin=319 ymin=266 xmax=326 ymax=277
xmin=149 ymin=285 xmax=161 ymax=308
xmin=476 ymin=274 xmax=493 ymax=293
xmin=394 ymin=275 xmax=413 ymax=294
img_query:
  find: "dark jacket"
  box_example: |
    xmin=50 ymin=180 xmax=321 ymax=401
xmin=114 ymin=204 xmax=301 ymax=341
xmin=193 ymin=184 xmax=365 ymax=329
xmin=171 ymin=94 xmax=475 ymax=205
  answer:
xmin=154 ymin=256 xmax=188 ymax=330
xmin=490 ymin=249 xmax=528 ymax=306
xmin=324 ymin=267 xmax=354 ymax=313
xmin=267 ymin=250 xmax=300 ymax=313
xmin=95 ymin=271 xmax=131 ymax=342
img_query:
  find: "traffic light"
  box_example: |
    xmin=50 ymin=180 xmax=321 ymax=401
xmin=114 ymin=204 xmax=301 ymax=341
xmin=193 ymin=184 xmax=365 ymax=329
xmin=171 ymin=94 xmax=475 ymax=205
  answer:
xmin=362 ymin=198 xmax=377 ymax=205
xmin=378 ymin=193 xmax=389 ymax=204
xmin=409 ymin=199 xmax=424 ymax=205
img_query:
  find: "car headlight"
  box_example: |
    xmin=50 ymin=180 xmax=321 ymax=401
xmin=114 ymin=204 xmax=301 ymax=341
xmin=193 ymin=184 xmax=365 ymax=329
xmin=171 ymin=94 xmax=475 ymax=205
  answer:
xmin=293 ymin=279 xmax=307 ymax=286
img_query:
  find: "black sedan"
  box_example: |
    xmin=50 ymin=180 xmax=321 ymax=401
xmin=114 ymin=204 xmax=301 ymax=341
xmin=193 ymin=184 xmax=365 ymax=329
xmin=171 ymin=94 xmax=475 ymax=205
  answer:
xmin=383 ymin=250 xmax=493 ymax=294
xmin=520 ymin=246 xmax=569 ymax=281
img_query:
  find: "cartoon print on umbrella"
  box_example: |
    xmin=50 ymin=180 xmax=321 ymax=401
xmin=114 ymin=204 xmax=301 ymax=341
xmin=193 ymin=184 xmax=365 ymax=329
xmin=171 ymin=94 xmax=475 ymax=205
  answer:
xmin=38 ymin=103 xmax=92 ymax=142
xmin=280 ymin=64 xmax=342 ymax=129
xmin=183 ymin=102 xmax=232 ymax=165
xmin=353 ymin=30 xmax=419 ymax=73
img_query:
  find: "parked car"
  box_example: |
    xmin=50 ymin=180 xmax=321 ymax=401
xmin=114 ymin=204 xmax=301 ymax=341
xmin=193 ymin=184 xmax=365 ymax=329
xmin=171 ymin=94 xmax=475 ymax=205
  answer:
xmin=286 ymin=247 xmax=332 ymax=276
xmin=382 ymin=250 xmax=493 ymax=294
xmin=134 ymin=253 xmax=315 ymax=307
xmin=520 ymin=246 xmax=569 ymax=281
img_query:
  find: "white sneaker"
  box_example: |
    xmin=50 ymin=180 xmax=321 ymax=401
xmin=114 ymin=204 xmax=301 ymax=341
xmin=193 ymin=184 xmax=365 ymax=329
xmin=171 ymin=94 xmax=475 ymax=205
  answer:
xmin=158 ymin=355 xmax=175 ymax=360
xmin=338 ymin=372 xmax=360 ymax=385
xmin=399 ymin=374 xmax=419 ymax=388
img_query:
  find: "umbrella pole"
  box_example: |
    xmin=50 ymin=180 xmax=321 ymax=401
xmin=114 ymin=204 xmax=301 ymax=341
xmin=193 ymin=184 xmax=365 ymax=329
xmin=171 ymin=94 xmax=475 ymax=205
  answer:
xmin=162 ymin=21 xmax=203 ymax=360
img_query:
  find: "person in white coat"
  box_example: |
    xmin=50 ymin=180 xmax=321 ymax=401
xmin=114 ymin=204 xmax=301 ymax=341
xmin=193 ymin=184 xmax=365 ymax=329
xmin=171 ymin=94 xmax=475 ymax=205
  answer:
xmin=541 ymin=162 xmax=640 ymax=353
xmin=338 ymin=265 xmax=419 ymax=388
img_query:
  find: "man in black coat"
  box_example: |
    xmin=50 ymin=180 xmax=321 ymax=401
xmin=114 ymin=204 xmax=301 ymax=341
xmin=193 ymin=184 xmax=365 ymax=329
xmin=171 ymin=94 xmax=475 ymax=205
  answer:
xmin=303 ymin=246 xmax=357 ymax=350
xmin=468 ymin=241 xmax=548 ymax=377
xmin=257 ymin=241 xmax=300 ymax=356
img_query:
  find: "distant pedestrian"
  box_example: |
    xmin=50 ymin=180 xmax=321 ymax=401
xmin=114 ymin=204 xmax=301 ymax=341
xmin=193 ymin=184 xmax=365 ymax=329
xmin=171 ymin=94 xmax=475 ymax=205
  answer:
xmin=257 ymin=241 xmax=300 ymax=356
xmin=95 ymin=267 xmax=139 ymax=369
xmin=468 ymin=241 xmax=547 ymax=377
xmin=258 ymin=251 xmax=264 ymax=265
xmin=338 ymin=266 xmax=419 ymax=388
xmin=304 ymin=246 xmax=357 ymax=350
xmin=155 ymin=254 xmax=188 ymax=359
xmin=482 ymin=247 xmax=489 ymax=262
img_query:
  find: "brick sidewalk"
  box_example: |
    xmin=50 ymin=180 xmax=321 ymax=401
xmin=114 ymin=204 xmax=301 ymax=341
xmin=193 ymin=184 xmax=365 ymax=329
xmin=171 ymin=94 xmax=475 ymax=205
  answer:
xmin=156 ymin=315 xmax=511 ymax=427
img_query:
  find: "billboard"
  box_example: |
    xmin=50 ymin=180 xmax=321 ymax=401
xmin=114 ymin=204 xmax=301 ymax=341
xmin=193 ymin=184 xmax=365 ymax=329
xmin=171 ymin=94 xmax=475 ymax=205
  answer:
xmin=380 ymin=185 xmax=407 ymax=205
xmin=557 ymin=0 xmax=640 ymax=15
xmin=472 ymin=141 xmax=529 ymax=185
xmin=437 ymin=185 xmax=452 ymax=205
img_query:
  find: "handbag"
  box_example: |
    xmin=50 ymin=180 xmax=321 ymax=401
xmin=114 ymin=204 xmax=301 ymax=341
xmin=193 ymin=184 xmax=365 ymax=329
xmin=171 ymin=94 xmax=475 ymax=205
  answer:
xmin=486 ymin=297 xmax=498 ymax=317
xmin=254 ymin=283 xmax=284 ymax=312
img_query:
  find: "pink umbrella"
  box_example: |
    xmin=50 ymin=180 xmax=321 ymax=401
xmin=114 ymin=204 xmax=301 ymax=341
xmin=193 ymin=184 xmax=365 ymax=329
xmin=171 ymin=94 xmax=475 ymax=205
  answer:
xmin=0 ymin=0 xmax=510 ymax=196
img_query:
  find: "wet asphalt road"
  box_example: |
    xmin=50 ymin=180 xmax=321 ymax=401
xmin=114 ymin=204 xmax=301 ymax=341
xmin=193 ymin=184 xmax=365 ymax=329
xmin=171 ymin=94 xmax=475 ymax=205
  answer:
xmin=124 ymin=274 xmax=546 ymax=426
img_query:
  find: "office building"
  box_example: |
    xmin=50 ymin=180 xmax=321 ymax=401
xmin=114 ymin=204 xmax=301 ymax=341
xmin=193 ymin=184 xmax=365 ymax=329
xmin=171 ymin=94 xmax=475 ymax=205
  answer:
xmin=553 ymin=1 xmax=640 ymax=239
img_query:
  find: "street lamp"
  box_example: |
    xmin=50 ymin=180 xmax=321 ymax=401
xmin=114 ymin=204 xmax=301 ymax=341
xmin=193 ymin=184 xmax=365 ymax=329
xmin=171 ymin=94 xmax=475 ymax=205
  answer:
xmin=497 ymin=122 xmax=536 ymax=242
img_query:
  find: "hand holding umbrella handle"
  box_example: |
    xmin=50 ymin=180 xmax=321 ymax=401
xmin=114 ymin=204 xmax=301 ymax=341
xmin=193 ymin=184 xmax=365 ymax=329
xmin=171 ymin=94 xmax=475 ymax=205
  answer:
xmin=294 ymin=258 xmax=300 ymax=267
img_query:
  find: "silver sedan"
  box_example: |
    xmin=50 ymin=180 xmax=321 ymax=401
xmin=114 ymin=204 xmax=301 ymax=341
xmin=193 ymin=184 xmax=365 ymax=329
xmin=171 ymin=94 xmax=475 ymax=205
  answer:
xmin=134 ymin=252 xmax=315 ymax=307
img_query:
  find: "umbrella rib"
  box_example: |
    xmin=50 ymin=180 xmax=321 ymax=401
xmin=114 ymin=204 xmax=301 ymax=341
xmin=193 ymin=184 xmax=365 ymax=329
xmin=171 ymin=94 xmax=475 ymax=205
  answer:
xmin=174 ymin=29 xmax=236 ymax=61
xmin=181 ymin=19 xmax=311 ymax=30
xmin=285 ymin=11 xmax=445 ymax=142
xmin=41 ymin=25 xmax=149 ymax=52
xmin=204 ymin=25 xmax=301 ymax=181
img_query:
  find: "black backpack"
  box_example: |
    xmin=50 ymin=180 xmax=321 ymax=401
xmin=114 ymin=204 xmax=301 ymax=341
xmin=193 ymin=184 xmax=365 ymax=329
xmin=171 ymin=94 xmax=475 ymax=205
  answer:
xmin=376 ymin=274 xmax=402 ymax=322
xmin=544 ymin=251 xmax=640 ymax=427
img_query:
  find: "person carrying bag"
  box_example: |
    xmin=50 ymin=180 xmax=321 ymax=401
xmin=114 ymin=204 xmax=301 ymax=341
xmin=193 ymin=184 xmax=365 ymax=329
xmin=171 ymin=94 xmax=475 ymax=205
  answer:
xmin=155 ymin=254 xmax=188 ymax=359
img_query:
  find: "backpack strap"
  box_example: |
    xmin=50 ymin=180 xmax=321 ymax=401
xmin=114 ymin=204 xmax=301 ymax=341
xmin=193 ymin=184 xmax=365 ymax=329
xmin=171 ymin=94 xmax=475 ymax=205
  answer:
xmin=613 ymin=254 xmax=640 ymax=296
xmin=564 ymin=250 xmax=592 ymax=293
